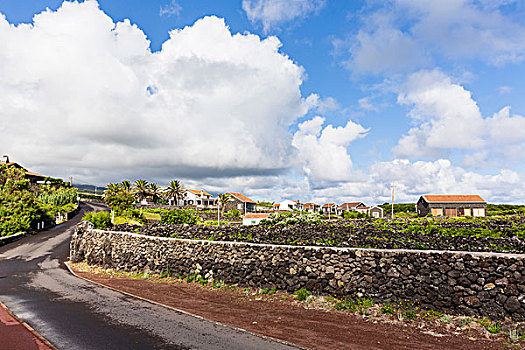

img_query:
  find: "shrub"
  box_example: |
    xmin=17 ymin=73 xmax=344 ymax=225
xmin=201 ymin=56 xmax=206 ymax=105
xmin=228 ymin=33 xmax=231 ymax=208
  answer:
xmin=160 ymin=210 xmax=201 ymax=225
xmin=295 ymin=288 xmax=311 ymax=301
xmin=82 ymin=211 xmax=111 ymax=229
xmin=224 ymin=209 xmax=241 ymax=218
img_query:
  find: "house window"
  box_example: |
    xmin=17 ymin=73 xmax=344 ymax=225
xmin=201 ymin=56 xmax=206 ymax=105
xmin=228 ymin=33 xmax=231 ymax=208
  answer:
xmin=237 ymin=204 xmax=243 ymax=210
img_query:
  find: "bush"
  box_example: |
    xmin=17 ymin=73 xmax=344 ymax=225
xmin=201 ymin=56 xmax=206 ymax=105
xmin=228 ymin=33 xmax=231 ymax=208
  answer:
xmin=0 ymin=164 xmax=51 ymax=236
xmin=82 ymin=211 xmax=111 ymax=229
xmin=160 ymin=210 xmax=201 ymax=225
xmin=343 ymin=211 xmax=369 ymax=219
xmin=223 ymin=209 xmax=241 ymax=218
xmin=295 ymin=288 xmax=311 ymax=301
xmin=260 ymin=212 xmax=321 ymax=225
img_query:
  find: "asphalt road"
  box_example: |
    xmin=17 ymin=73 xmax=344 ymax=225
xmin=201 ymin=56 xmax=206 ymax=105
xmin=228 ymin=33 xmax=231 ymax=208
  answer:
xmin=0 ymin=203 xmax=297 ymax=350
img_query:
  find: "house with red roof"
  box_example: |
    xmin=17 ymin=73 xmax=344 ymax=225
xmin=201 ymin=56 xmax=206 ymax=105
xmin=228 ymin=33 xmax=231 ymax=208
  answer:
xmin=321 ymin=203 xmax=338 ymax=215
xmin=225 ymin=192 xmax=256 ymax=213
xmin=182 ymin=189 xmax=216 ymax=208
xmin=417 ymin=195 xmax=487 ymax=217
xmin=275 ymin=200 xmax=302 ymax=211
xmin=242 ymin=213 xmax=270 ymax=226
xmin=338 ymin=202 xmax=366 ymax=212
xmin=303 ymin=203 xmax=320 ymax=213
xmin=1 ymin=155 xmax=47 ymax=184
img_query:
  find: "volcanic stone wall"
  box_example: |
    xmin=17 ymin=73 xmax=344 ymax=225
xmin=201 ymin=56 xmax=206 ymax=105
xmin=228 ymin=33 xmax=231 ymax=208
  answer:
xmin=70 ymin=224 xmax=525 ymax=321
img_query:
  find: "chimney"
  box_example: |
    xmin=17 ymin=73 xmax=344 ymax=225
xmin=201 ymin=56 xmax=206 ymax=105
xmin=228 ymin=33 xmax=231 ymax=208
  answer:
xmin=1 ymin=155 xmax=9 ymax=164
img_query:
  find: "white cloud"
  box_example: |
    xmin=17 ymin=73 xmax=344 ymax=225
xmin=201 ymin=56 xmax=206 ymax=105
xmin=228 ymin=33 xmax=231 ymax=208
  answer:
xmin=343 ymin=0 xmax=525 ymax=74
xmin=242 ymin=0 xmax=325 ymax=32
xmin=159 ymin=0 xmax=182 ymax=17
xmin=393 ymin=70 xmax=525 ymax=165
xmin=0 ymin=2 xmax=311 ymax=184
xmin=292 ymin=116 xmax=368 ymax=182
xmin=394 ymin=70 xmax=485 ymax=158
xmin=298 ymin=158 xmax=525 ymax=205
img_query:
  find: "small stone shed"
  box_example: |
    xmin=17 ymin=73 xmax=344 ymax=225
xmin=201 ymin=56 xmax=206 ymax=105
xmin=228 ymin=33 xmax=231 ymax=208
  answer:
xmin=417 ymin=195 xmax=487 ymax=217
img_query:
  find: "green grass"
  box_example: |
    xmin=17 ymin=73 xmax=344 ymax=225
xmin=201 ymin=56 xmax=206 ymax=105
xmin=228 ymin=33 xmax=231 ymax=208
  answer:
xmin=114 ymin=216 xmax=142 ymax=225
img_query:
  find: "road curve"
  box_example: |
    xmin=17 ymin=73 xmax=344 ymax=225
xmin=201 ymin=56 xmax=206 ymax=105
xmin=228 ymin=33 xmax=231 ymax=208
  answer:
xmin=0 ymin=203 xmax=298 ymax=350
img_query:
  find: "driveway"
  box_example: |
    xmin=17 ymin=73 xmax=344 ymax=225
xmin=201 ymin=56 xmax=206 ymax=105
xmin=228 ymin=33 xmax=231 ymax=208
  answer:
xmin=0 ymin=203 xmax=297 ymax=350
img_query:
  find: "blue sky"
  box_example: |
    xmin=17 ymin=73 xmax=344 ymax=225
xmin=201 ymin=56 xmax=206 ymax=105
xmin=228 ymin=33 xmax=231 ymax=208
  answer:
xmin=1 ymin=0 xmax=525 ymax=204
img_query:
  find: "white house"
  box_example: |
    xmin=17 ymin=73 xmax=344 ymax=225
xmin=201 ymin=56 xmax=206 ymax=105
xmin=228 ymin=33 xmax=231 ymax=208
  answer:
xmin=303 ymin=203 xmax=320 ymax=213
xmin=276 ymin=200 xmax=302 ymax=211
xmin=243 ymin=213 xmax=271 ymax=226
xmin=181 ymin=189 xmax=216 ymax=208
xmin=321 ymin=203 xmax=338 ymax=215
xmin=338 ymin=202 xmax=366 ymax=215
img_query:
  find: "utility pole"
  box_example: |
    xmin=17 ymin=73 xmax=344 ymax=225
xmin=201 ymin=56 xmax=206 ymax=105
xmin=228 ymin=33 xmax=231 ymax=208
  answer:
xmin=391 ymin=183 xmax=395 ymax=219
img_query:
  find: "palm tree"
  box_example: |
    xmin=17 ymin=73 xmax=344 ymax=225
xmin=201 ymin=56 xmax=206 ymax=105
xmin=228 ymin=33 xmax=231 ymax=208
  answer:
xmin=165 ymin=180 xmax=186 ymax=206
xmin=217 ymin=193 xmax=231 ymax=213
xmin=133 ymin=179 xmax=149 ymax=203
xmin=148 ymin=183 xmax=161 ymax=204
xmin=104 ymin=183 xmax=121 ymax=199
xmin=120 ymin=180 xmax=132 ymax=193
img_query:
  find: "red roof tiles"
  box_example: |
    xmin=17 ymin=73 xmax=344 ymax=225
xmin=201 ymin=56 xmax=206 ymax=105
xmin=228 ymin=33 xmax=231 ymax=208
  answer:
xmin=228 ymin=192 xmax=256 ymax=203
xmin=422 ymin=195 xmax=486 ymax=203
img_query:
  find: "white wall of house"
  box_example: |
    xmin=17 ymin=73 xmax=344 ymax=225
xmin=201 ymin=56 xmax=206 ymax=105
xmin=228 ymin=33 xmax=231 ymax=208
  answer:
xmin=278 ymin=200 xmax=301 ymax=211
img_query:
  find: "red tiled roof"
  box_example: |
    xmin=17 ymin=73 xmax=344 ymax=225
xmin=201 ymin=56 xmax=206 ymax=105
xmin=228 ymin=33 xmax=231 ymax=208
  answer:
xmin=228 ymin=192 xmax=256 ymax=203
xmin=356 ymin=206 xmax=370 ymax=210
xmin=273 ymin=203 xmax=280 ymax=207
xmin=303 ymin=203 xmax=319 ymax=208
xmin=188 ymin=189 xmax=212 ymax=196
xmin=322 ymin=203 xmax=336 ymax=208
xmin=339 ymin=202 xmax=364 ymax=209
xmin=244 ymin=213 xmax=270 ymax=219
xmin=422 ymin=195 xmax=486 ymax=203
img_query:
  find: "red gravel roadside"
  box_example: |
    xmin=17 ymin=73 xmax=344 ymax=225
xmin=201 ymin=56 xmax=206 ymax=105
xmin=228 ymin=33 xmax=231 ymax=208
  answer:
xmin=0 ymin=302 xmax=54 ymax=350
xmin=70 ymin=264 xmax=520 ymax=350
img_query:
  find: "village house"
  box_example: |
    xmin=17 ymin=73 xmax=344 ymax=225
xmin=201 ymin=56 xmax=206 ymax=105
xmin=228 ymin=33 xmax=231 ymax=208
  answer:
xmin=1 ymin=155 xmax=47 ymax=184
xmin=416 ymin=195 xmax=487 ymax=217
xmin=321 ymin=203 xmax=338 ymax=215
xmin=242 ymin=213 xmax=270 ymax=226
xmin=303 ymin=203 xmax=320 ymax=213
xmin=181 ymin=189 xmax=216 ymax=208
xmin=225 ymin=192 xmax=256 ymax=213
xmin=338 ymin=202 xmax=366 ymax=215
xmin=274 ymin=200 xmax=302 ymax=211
xmin=355 ymin=206 xmax=384 ymax=218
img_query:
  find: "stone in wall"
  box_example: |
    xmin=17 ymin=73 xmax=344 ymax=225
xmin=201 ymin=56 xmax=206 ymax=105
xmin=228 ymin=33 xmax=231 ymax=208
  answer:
xmin=71 ymin=224 xmax=525 ymax=321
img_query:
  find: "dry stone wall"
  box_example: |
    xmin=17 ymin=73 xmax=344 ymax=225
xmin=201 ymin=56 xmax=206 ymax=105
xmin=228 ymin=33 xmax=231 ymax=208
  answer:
xmin=71 ymin=223 xmax=525 ymax=321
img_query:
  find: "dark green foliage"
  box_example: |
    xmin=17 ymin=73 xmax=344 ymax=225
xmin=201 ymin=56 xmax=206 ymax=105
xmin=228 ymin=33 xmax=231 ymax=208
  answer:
xmin=379 ymin=203 xmax=416 ymax=213
xmin=104 ymin=184 xmax=135 ymax=215
xmin=82 ymin=211 xmax=111 ymax=229
xmin=343 ymin=211 xmax=369 ymax=219
xmin=487 ymin=204 xmax=525 ymax=216
xmin=223 ymin=209 xmax=241 ymax=218
xmin=0 ymin=164 xmax=52 ymax=236
xmin=260 ymin=212 xmax=321 ymax=225
xmin=160 ymin=210 xmax=201 ymax=224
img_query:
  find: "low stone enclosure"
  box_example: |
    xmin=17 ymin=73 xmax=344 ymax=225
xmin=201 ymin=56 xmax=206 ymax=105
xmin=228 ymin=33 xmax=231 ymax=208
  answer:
xmin=71 ymin=222 xmax=525 ymax=321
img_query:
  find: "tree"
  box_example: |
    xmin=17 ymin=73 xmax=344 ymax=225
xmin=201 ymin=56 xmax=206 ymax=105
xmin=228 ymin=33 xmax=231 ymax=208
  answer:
xmin=133 ymin=179 xmax=149 ymax=202
xmin=148 ymin=183 xmax=161 ymax=203
xmin=104 ymin=183 xmax=135 ymax=215
xmin=120 ymin=180 xmax=132 ymax=193
xmin=217 ymin=193 xmax=231 ymax=213
xmin=0 ymin=164 xmax=50 ymax=236
xmin=165 ymin=180 xmax=185 ymax=206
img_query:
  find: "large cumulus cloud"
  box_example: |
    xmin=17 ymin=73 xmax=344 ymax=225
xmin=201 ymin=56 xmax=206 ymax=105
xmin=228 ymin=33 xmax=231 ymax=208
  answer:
xmin=0 ymin=1 xmax=314 ymax=184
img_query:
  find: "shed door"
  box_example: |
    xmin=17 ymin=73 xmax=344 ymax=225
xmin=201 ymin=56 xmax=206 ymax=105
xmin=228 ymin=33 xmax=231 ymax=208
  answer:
xmin=431 ymin=208 xmax=443 ymax=216
xmin=445 ymin=208 xmax=457 ymax=217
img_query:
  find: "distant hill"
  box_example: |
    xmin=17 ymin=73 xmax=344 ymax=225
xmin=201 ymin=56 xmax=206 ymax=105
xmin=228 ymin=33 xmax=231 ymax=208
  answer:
xmin=73 ymin=184 xmax=107 ymax=194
